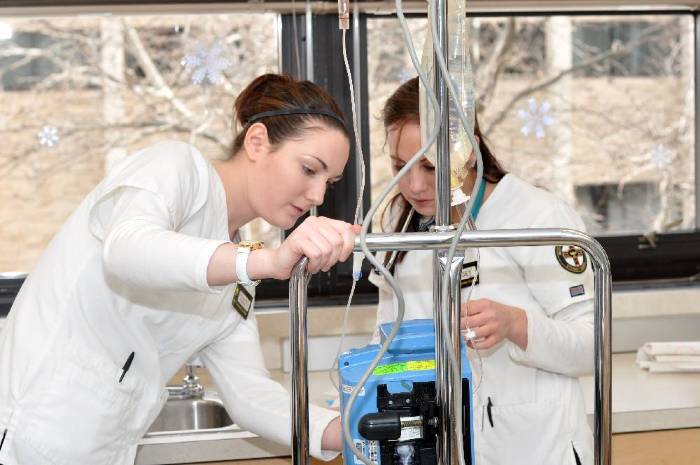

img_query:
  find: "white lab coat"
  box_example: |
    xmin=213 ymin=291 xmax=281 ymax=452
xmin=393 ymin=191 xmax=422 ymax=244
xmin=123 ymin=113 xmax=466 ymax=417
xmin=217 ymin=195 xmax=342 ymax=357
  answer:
xmin=0 ymin=141 xmax=338 ymax=465
xmin=370 ymin=174 xmax=595 ymax=465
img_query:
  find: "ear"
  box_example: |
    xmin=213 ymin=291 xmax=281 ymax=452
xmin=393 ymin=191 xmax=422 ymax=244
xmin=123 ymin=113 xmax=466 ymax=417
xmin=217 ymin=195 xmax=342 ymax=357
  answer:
xmin=243 ymin=122 xmax=271 ymax=162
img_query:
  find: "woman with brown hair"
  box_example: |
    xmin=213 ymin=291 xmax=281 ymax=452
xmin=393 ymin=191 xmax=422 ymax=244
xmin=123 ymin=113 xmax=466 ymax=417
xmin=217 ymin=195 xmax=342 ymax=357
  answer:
xmin=0 ymin=74 xmax=351 ymax=464
xmin=370 ymin=77 xmax=595 ymax=465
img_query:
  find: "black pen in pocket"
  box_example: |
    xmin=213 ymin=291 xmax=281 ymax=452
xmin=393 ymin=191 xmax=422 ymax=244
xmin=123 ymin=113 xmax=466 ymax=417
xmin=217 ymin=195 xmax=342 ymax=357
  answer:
xmin=119 ymin=351 xmax=135 ymax=383
xmin=486 ymin=396 xmax=494 ymax=427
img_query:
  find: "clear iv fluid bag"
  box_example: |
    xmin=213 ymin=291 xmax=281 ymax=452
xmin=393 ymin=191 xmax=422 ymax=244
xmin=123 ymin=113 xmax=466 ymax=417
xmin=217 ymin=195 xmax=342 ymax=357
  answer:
xmin=419 ymin=0 xmax=476 ymax=202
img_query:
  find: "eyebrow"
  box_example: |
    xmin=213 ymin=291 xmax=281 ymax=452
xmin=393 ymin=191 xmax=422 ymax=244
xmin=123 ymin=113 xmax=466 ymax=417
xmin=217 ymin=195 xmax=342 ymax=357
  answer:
xmin=308 ymin=155 xmax=328 ymax=171
xmin=306 ymin=154 xmax=342 ymax=181
xmin=390 ymin=155 xmax=432 ymax=165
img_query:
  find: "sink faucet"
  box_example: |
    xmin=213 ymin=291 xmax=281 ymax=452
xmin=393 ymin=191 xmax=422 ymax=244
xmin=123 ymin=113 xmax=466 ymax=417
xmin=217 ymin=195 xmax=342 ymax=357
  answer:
xmin=182 ymin=364 xmax=204 ymax=398
xmin=168 ymin=363 xmax=204 ymax=400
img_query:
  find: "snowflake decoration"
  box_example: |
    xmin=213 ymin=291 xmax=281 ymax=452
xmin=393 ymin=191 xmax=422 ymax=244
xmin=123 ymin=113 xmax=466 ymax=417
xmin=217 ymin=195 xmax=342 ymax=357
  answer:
xmin=517 ymin=97 xmax=554 ymax=139
xmin=37 ymin=125 xmax=59 ymax=147
xmin=648 ymin=144 xmax=672 ymax=168
xmin=181 ymin=41 xmax=231 ymax=86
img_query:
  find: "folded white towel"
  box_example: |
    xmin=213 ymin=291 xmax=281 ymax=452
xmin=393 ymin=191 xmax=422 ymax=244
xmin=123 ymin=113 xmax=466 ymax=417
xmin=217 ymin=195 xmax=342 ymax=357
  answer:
xmin=654 ymin=354 xmax=700 ymax=363
xmin=642 ymin=341 xmax=700 ymax=356
xmin=637 ymin=342 xmax=700 ymax=373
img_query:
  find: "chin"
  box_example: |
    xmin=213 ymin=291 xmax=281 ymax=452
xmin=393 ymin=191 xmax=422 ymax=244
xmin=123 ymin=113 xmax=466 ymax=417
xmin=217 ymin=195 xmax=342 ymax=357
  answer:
xmin=413 ymin=204 xmax=436 ymax=217
xmin=266 ymin=212 xmax=298 ymax=230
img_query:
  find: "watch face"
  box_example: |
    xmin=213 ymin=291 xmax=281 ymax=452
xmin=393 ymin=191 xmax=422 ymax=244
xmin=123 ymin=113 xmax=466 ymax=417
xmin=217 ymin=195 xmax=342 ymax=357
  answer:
xmin=239 ymin=241 xmax=263 ymax=250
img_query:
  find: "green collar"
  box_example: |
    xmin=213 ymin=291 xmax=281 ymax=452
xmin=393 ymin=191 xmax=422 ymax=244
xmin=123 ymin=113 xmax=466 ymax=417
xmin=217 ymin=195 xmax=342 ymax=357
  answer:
xmin=469 ymin=179 xmax=487 ymax=221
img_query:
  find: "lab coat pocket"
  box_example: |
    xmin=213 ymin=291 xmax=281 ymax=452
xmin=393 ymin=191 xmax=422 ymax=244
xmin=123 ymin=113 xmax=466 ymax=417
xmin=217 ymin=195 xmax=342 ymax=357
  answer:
xmin=478 ymin=400 xmax=578 ymax=465
xmin=15 ymin=338 xmax=144 ymax=465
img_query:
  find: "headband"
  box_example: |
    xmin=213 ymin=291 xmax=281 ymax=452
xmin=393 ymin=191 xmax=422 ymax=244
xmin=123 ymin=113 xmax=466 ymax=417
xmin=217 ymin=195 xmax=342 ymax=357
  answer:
xmin=245 ymin=108 xmax=346 ymax=128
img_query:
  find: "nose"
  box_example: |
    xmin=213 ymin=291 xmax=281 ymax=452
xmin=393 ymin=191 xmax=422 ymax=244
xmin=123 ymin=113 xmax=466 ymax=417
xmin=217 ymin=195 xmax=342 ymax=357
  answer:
xmin=407 ymin=165 xmax=428 ymax=194
xmin=306 ymin=179 xmax=326 ymax=206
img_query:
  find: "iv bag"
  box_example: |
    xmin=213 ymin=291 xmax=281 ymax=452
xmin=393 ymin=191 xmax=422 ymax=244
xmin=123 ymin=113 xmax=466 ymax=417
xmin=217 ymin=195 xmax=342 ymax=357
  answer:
xmin=419 ymin=0 xmax=476 ymax=203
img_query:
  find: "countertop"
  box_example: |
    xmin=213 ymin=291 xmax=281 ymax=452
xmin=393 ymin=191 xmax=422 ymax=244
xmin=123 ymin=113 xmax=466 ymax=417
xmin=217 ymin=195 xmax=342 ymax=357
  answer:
xmin=174 ymin=352 xmax=700 ymax=436
xmin=580 ymin=352 xmax=700 ymax=433
xmin=268 ymin=352 xmax=700 ymax=434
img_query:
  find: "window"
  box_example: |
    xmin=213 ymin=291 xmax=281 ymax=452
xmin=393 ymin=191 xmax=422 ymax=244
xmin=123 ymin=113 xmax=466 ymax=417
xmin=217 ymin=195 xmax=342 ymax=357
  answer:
xmin=1 ymin=30 xmax=84 ymax=91
xmin=476 ymin=18 xmax=547 ymax=77
xmin=573 ymin=19 xmax=685 ymax=77
xmin=0 ymin=13 xmax=279 ymax=274
xmin=576 ymin=182 xmax=661 ymax=234
xmin=2 ymin=6 xmax=699 ymax=306
xmin=367 ymin=17 xmax=426 ymax=231
xmin=367 ymin=12 xmax=697 ymax=283
xmin=368 ymin=14 xmax=695 ymax=235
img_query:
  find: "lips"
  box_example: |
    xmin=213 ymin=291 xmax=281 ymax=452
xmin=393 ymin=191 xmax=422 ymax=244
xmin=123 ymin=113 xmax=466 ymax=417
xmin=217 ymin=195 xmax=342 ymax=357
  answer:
xmin=290 ymin=204 xmax=305 ymax=215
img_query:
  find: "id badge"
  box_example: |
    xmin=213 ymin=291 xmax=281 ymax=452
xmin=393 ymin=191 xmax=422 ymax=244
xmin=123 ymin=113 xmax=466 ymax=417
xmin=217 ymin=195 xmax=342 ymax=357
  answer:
xmin=460 ymin=260 xmax=479 ymax=288
xmin=232 ymin=284 xmax=254 ymax=320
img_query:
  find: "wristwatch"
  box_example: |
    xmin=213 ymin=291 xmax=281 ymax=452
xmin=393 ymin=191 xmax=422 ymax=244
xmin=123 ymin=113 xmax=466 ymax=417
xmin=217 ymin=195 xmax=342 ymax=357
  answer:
xmin=235 ymin=241 xmax=264 ymax=286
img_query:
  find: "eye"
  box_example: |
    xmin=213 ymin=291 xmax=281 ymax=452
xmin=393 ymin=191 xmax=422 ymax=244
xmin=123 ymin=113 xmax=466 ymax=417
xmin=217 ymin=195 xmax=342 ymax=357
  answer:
xmin=423 ymin=164 xmax=435 ymax=172
xmin=392 ymin=163 xmax=405 ymax=171
xmin=302 ymin=165 xmax=316 ymax=177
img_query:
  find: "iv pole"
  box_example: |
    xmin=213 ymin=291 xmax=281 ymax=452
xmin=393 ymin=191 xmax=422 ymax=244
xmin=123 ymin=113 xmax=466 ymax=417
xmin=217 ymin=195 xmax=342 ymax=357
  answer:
xmin=289 ymin=0 xmax=612 ymax=464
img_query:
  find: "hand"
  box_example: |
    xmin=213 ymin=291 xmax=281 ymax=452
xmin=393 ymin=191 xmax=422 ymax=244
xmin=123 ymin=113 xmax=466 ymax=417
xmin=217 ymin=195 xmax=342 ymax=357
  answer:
xmin=267 ymin=216 xmax=359 ymax=279
xmin=460 ymin=298 xmax=528 ymax=351
xmin=321 ymin=416 xmax=343 ymax=451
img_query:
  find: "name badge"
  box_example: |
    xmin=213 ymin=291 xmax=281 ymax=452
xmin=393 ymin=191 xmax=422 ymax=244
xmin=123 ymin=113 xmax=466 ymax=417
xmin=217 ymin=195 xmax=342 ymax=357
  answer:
xmin=232 ymin=284 xmax=254 ymax=320
xmin=460 ymin=261 xmax=479 ymax=288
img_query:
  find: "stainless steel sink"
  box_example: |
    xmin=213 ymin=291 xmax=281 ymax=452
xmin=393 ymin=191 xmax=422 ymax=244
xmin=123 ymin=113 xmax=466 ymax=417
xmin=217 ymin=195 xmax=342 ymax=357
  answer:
xmin=137 ymin=388 xmax=289 ymax=465
xmin=147 ymin=394 xmax=233 ymax=433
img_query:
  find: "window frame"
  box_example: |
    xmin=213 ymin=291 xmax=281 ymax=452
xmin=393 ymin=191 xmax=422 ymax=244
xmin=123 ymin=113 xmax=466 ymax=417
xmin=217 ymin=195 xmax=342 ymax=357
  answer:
xmin=276 ymin=8 xmax=700 ymax=304
xmin=0 ymin=5 xmax=698 ymax=314
xmin=261 ymin=7 xmax=700 ymax=304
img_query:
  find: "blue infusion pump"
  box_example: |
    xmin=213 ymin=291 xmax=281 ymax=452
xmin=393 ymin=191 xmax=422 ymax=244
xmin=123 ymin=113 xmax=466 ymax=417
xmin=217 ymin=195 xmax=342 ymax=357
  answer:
xmin=338 ymin=319 xmax=474 ymax=465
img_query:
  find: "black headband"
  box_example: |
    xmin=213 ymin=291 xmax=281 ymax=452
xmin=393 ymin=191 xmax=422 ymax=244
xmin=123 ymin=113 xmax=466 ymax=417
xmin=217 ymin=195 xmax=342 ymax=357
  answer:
xmin=245 ymin=108 xmax=346 ymax=128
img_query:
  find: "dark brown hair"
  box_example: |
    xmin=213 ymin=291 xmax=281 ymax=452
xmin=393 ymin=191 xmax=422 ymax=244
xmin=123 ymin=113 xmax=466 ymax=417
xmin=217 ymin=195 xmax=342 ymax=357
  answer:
xmin=231 ymin=73 xmax=348 ymax=156
xmin=381 ymin=77 xmax=507 ymax=271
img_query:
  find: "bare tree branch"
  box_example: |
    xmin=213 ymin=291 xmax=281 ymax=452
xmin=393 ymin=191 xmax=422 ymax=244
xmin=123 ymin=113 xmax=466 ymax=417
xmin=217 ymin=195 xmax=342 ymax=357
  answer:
xmin=475 ymin=18 xmax=516 ymax=111
xmin=484 ymin=22 xmax=665 ymax=136
xmin=122 ymin=20 xmax=196 ymax=122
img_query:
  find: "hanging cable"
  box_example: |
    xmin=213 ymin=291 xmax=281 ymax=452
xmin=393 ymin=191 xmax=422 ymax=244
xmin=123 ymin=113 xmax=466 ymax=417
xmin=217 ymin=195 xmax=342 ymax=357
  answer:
xmin=328 ymin=9 xmax=368 ymax=397
xmin=341 ymin=0 xmax=444 ymax=462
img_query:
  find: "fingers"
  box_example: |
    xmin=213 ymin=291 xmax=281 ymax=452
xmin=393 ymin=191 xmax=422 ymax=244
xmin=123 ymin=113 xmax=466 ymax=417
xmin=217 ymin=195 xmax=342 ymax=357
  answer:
xmin=463 ymin=311 xmax=508 ymax=350
xmin=464 ymin=299 xmax=489 ymax=316
xmin=323 ymin=217 xmax=356 ymax=263
xmin=462 ymin=312 xmax=488 ymax=330
xmin=296 ymin=216 xmax=358 ymax=273
xmin=323 ymin=219 xmax=358 ymax=262
xmin=297 ymin=235 xmax=325 ymax=273
xmin=469 ymin=334 xmax=498 ymax=350
xmin=461 ymin=301 xmax=497 ymax=346
xmin=322 ymin=217 xmax=357 ymax=234
xmin=339 ymin=226 xmax=355 ymax=262
xmin=464 ymin=324 xmax=496 ymax=350
xmin=314 ymin=222 xmax=343 ymax=272
xmin=295 ymin=217 xmax=331 ymax=273
xmin=460 ymin=299 xmax=490 ymax=330
xmin=470 ymin=324 xmax=491 ymax=341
